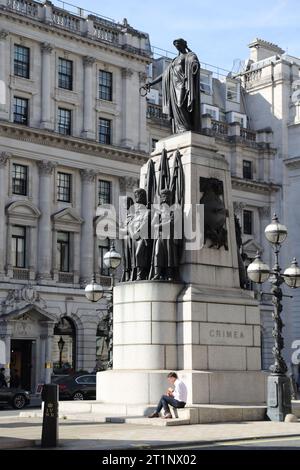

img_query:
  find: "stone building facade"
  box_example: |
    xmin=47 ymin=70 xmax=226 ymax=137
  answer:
xmin=0 ymin=1 xmax=296 ymax=391
xmin=238 ymin=39 xmax=300 ymax=371
xmin=0 ymin=0 xmax=149 ymax=391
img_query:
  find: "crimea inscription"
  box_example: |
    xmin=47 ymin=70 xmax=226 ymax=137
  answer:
xmin=200 ymin=323 xmax=253 ymax=346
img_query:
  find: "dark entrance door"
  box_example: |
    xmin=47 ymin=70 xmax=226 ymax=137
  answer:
xmin=10 ymin=340 xmax=32 ymax=391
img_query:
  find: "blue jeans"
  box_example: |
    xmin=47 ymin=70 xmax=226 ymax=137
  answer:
xmin=156 ymin=395 xmax=186 ymax=414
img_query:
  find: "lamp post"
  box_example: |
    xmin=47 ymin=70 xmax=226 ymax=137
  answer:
xmin=57 ymin=336 xmax=65 ymax=369
xmin=85 ymin=241 xmax=121 ymax=370
xmin=247 ymin=214 xmax=300 ymax=421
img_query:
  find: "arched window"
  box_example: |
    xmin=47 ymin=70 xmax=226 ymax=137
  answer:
xmin=52 ymin=317 xmax=76 ymax=374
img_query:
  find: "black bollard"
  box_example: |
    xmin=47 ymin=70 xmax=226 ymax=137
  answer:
xmin=41 ymin=384 xmax=59 ymax=448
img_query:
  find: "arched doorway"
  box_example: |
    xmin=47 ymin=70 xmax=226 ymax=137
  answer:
xmin=52 ymin=317 xmax=76 ymax=375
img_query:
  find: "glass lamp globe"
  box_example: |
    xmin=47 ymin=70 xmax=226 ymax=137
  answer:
xmin=85 ymin=277 xmax=103 ymax=302
xmin=283 ymin=258 xmax=300 ymax=288
xmin=247 ymin=252 xmax=271 ymax=284
xmin=265 ymin=214 xmax=287 ymax=245
xmin=103 ymin=244 xmax=122 ymax=270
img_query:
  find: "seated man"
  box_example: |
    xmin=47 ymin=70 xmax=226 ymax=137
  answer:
xmin=148 ymin=372 xmax=187 ymax=419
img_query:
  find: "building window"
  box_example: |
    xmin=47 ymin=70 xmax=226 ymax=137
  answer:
xmin=57 ymin=231 xmax=70 ymax=272
xmin=14 ymin=45 xmax=30 ymax=79
xmin=99 ymin=70 xmax=112 ymax=101
xmin=13 ymin=96 xmax=28 ymax=125
xmin=57 ymin=172 xmax=72 ymax=202
xmin=200 ymin=71 xmax=212 ymax=94
xmin=98 ymin=118 xmax=111 ymax=145
xmin=151 ymin=139 xmax=158 ymax=151
xmin=12 ymin=164 xmax=28 ymax=195
xmin=243 ymin=210 xmax=253 ymax=235
xmin=12 ymin=226 xmax=26 ymax=268
xmin=230 ymin=112 xmax=247 ymax=128
xmin=58 ymin=108 xmax=71 ymax=135
xmin=226 ymin=80 xmax=240 ymax=102
xmin=58 ymin=58 xmax=73 ymax=90
xmin=243 ymin=160 xmax=253 ymax=180
xmin=202 ymin=104 xmax=219 ymax=121
xmin=98 ymin=240 xmax=110 ymax=276
xmin=98 ymin=180 xmax=111 ymax=205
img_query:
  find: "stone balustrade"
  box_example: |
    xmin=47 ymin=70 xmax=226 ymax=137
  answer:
xmin=147 ymin=104 xmax=259 ymax=144
xmin=1 ymin=0 xmax=151 ymax=56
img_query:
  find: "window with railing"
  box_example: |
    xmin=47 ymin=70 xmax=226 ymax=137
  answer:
xmin=13 ymin=96 xmax=28 ymax=125
xmin=12 ymin=163 xmax=28 ymax=195
xmin=14 ymin=45 xmax=30 ymax=79
xmin=99 ymin=70 xmax=112 ymax=101
xmin=57 ymin=172 xmax=72 ymax=202
xmin=58 ymin=58 xmax=73 ymax=91
xmin=12 ymin=225 xmax=26 ymax=268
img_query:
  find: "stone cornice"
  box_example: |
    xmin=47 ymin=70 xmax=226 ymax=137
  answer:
xmin=283 ymin=156 xmax=300 ymax=169
xmin=232 ymin=176 xmax=280 ymax=194
xmin=0 ymin=122 xmax=148 ymax=166
xmin=0 ymin=7 xmax=151 ymax=65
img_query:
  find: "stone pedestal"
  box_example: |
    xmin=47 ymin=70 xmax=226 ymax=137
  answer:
xmin=97 ymin=281 xmax=267 ymax=405
xmin=97 ymin=132 xmax=267 ymax=409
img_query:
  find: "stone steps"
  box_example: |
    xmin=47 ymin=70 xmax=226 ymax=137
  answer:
xmin=21 ymin=401 xmax=267 ymax=425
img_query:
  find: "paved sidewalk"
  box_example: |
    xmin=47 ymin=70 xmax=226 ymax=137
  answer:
xmin=0 ymin=416 xmax=300 ymax=449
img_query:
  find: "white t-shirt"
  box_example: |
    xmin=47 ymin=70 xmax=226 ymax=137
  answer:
xmin=173 ymin=379 xmax=187 ymax=402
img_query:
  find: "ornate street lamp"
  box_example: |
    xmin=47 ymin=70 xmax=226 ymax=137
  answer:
xmin=85 ymin=241 xmax=121 ymax=370
xmin=84 ymin=276 xmax=104 ymax=303
xmin=102 ymin=242 xmax=121 ymax=368
xmin=247 ymin=214 xmax=300 ymax=421
xmin=57 ymin=336 xmax=65 ymax=369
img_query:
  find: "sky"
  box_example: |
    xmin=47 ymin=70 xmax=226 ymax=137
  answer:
xmin=55 ymin=0 xmax=300 ymax=71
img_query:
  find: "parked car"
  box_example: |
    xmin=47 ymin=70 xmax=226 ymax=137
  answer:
xmin=52 ymin=374 xmax=96 ymax=400
xmin=0 ymin=387 xmax=31 ymax=409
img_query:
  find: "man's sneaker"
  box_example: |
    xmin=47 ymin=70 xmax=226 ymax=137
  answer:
xmin=163 ymin=413 xmax=172 ymax=419
xmin=148 ymin=412 xmax=159 ymax=418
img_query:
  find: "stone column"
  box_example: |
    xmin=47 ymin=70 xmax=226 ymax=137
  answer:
xmin=0 ymin=30 xmax=9 ymax=121
xmin=0 ymin=152 xmax=10 ymax=278
xmin=5 ymin=223 xmax=13 ymax=279
xmin=82 ymin=56 xmax=96 ymax=140
xmin=80 ymin=169 xmax=96 ymax=285
xmin=121 ymin=68 xmax=134 ymax=147
xmin=73 ymin=232 xmax=80 ymax=284
xmin=40 ymin=43 xmax=53 ymax=130
xmin=37 ymin=161 xmax=56 ymax=281
xmin=28 ymin=226 xmax=38 ymax=281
